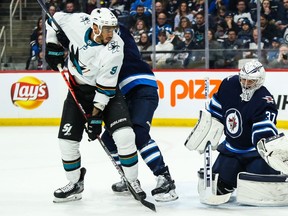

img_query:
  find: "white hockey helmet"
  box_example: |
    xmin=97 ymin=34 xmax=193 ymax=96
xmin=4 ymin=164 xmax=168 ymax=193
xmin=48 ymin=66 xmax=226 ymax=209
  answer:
xmin=239 ymin=59 xmax=266 ymax=101
xmin=90 ymin=8 xmax=118 ymax=31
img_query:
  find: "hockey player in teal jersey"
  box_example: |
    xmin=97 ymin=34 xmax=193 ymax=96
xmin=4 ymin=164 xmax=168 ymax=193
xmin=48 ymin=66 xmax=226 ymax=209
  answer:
xmin=45 ymin=8 xmax=145 ymax=202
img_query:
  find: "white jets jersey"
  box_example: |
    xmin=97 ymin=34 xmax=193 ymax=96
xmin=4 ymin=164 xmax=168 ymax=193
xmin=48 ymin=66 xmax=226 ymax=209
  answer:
xmin=46 ymin=12 xmax=124 ymax=106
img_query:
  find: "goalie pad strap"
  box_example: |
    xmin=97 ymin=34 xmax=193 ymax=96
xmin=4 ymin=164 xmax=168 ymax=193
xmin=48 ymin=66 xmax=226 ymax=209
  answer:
xmin=238 ymin=172 xmax=288 ymax=182
xmin=237 ymin=172 xmax=288 ymax=206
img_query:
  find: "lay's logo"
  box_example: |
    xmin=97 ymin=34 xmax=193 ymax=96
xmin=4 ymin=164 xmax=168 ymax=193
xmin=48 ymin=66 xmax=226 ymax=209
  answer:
xmin=10 ymin=76 xmax=49 ymax=110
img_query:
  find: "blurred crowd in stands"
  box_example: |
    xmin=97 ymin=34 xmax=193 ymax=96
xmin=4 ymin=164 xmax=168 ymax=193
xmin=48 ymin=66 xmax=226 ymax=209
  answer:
xmin=26 ymin=0 xmax=288 ymax=70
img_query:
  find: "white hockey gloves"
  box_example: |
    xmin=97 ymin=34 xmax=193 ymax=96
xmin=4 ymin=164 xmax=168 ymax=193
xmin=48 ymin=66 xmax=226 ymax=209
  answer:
xmin=257 ymin=133 xmax=288 ymax=175
xmin=185 ymin=109 xmax=224 ymax=154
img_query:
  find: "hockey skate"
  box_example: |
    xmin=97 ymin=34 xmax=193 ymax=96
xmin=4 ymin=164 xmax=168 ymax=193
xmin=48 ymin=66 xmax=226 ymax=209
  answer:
xmin=128 ymin=179 xmax=147 ymax=200
xmin=53 ymin=167 xmax=86 ymax=203
xmin=111 ymin=179 xmax=128 ymax=192
xmin=151 ymin=171 xmax=178 ymax=202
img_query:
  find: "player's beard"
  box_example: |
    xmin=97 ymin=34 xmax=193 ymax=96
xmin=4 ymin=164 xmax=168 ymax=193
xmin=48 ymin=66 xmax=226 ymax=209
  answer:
xmin=101 ymin=36 xmax=112 ymax=45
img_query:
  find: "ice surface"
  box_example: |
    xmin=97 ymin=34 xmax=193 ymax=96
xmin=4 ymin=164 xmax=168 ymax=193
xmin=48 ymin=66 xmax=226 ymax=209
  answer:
xmin=0 ymin=126 xmax=288 ymax=216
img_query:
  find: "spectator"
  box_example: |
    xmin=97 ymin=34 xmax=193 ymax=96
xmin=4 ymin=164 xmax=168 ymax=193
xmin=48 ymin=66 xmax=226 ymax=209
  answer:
xmin=45 ymin=0 xmax=60 ymax=10
xmin=210 ymin=5 xmax=227 ymax=28
xmin=237 ymin=18 xmax=253 ymax=44
xmin=165 ymin=0 xmax=179 ymax=22
xmin=191 ymin=11 xmax=205 ymax=49
xmin=129 ymin=5 xmax=151 ymax=29
xmin=214 ymin=21 xmax=227 ymax=40
xmin=267 ymin=36 xmax=282 ymax=62
xmin=173 ymin=16 xmax=193 ymax=43
xmin=130 ymin=19 xmax=148 ymax=43
xmin=222 ymin=11 xmax=239 ymax=34
xmin=275 ymin=0 xmax=288 ymax=32
xmin=85 ymin=0 xmax=97 ymax=14
xmin=48 ymin=4 xmax=57 ymax=17
xmin=233 ymin=0 xmax=254 ymax=26
xmin=64 ymin=0 xmax=78 ymax=13
xmin=148 ymin=12 xmax=173 ymax=44
xmin=260 ymin=13 xmax=282 ymax=42
xmin=174 ymin=1 xmax=194 ymax=31
xmin=155 ymin=1 xmax=165 ymax=17
xmin=209 ymin=0 xmax=229 ymax=16
xmin=243 ymin=28 xmax=270 ymax=62
xmin=26 ymin=17 xmax=43 ymax=70
xmin=260 ymin=0 xmax=278 ymax=24
xmin=208 ymin=28 xmax=223 ymax=69
xmin=27 ymin=34 xmax=43 ymax=70
xmin=268 ymin=43 xmax=288 ymax=68
xmin=191 ymin=0 xmax=205 ymax=17
xmin=152 ymin=30 xmax=174 ymax=68
xmin=30 ymin=17 xmax=43 ymax=45
xmin=137 ymin=32 xmax=153 ymax=66
xmin=130 ymin=0 xmax=152 ymax=17
xmin=172 ymin=28 xmax=200 ymax=68
xmin=217 ymin=28 xmax=243 ymax=68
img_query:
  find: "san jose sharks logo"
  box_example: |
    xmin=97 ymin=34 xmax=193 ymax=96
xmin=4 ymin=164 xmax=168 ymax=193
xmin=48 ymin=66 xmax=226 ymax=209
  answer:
xmin=69 ymin=45 xmax=89 ymax=75
xmin=80 ymin=15 xmax=90 ymax=25
xmin=225 ymin=108 xmax=242 ymax=138
xmin=108 ymin=40 xmax=120 ymax=53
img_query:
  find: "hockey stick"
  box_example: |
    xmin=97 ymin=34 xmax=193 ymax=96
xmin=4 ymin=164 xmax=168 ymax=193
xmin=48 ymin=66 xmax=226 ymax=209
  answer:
xmin=36 ymin=0 xmax=62 ymax=32
xmin=199 ymin=78 xmax=231 ymax=205
xmin=57 ymin=66 xmax=156 ymax=212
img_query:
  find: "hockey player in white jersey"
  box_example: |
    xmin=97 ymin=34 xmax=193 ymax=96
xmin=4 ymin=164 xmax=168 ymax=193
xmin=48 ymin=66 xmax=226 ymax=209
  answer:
xmin=45 ymin=8 xmax=145 ymax=203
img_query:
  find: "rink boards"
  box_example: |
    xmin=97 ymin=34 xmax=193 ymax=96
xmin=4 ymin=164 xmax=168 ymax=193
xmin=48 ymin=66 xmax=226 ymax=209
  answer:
xmin=0 ymin=69 xmax=287 ymax=128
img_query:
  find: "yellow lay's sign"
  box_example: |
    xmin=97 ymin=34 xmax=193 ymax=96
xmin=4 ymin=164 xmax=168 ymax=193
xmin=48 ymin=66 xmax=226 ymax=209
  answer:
xmin=10 ymin=76 xmax=49 ymax=110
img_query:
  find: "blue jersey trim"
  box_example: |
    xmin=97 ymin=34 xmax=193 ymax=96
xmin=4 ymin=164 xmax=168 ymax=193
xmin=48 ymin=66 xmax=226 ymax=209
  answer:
xmin=224 ymin=141 xmax=256 ymax=154
xmin=119 ymin=75 xmax=158 ymax=95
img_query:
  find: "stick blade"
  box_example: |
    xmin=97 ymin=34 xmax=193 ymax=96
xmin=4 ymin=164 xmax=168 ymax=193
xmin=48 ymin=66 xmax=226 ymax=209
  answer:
xmin=199 ymin=189 xmax=232 ymax=205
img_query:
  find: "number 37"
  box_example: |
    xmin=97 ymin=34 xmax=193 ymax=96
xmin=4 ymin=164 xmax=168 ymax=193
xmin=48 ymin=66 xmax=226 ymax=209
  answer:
xmin=266 ymin=111 xmax=276 ymax=122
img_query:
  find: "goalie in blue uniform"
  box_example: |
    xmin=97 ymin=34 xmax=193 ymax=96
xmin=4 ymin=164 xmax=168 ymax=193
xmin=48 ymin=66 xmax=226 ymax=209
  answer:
xmin=186 ymin=59 xmax=288 ymax=206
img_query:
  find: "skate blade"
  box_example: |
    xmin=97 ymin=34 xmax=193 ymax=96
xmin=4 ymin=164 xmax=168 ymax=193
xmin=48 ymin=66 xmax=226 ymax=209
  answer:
xmin=154 ymin=189 xmax=178 ymax=202
xmin=53 ymin=193 xmax=82 ymax=203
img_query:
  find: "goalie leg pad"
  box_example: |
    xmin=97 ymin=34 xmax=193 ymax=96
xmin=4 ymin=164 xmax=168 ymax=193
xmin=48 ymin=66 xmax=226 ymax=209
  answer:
xmin=237 ymin=172 xmax=288 ymax=206
xmin=185 ymin=109 xmax=224 ymax=153
xmin=257 ymin=133 xmax=288 ymax=175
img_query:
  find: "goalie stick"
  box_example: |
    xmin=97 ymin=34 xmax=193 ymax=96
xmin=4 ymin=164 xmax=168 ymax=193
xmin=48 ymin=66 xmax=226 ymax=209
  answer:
xmin=190 ymin=78 xmax=231 ymax=205
xmin=36 ymin=1 xmax=156 ymax=210
xmin=57 ymin=65 xmax=156 ymax=212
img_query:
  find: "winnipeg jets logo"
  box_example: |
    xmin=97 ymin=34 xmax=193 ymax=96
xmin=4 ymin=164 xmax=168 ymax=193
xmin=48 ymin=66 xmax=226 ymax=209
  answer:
xmin=225 ymin=108 xmax=242 ymax=138
xmin=108 ymin=40 xmax=120 ymax=53
xmin=262 ymin=96 xmax=274 ymax=104
xmin=228 ymin=116 xmax=237 ymax=131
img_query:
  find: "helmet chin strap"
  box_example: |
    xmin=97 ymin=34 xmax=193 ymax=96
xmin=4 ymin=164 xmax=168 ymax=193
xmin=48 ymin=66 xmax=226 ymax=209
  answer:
xmin=93 ymin=30 xmax=101 ymax=42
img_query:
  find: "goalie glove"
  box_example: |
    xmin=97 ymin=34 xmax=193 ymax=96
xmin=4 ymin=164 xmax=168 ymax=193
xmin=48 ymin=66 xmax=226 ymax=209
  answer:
xmin=257 ymin=133 xmax=288 ymax=175
xmin=45 ymin=43 xmax=65 ymax=71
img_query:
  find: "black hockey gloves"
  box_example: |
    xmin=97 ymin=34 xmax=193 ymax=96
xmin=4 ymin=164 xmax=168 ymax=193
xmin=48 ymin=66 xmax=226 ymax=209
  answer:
xmin=56 ymin=31 xmax=70 ymax=49
xmin=87 ymin=114 xmax=103 ymax=141
xmin=45 ymin=43 xmax=65 ymax=71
